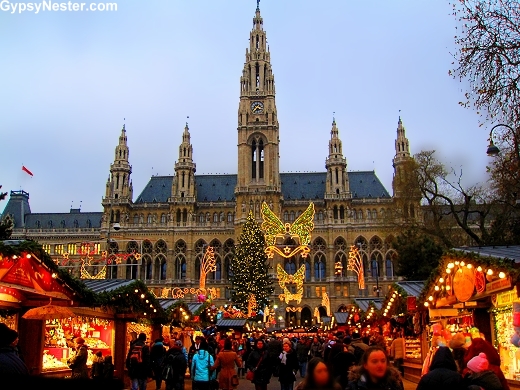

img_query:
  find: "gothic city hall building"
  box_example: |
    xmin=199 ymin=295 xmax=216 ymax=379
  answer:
xmin=2 ymin=4 xmax=417 ymax=325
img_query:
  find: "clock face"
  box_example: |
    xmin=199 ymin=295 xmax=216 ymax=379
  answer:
xmin=251 ymin=101 xmax=264 ymax=114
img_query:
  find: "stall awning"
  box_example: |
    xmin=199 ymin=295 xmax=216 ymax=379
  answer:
xmin=187 ymin=303 xmax=203 ymax=313
xmin=158 ymin=299 xmax=178 ymax=310
xmin=394 ymin=281 xmax=425 ymax=297
xmin=354 ymin=298 xmax=383 ymax=312
xmin=216 ymin=319 xmax=247 ymax=328
xmin=333 ymin=312 xmax=349 ymax=324
xmin=82 ymin=279 xmax=134 ymax=293
xmin=453 ymin=246 xmax=520 ymax=263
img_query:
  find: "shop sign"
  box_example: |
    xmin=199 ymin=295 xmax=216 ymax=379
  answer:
xmin=492 ymin=289 xmax=519 ymax=307
xmin=485 ymin=277 xmax=512 ymax=294
xmin=465 ymin=301 xmax=477 ymax=307
xmin=453 ymin=267 xmax=475 ymax=302
xmin=0 ymin=255 xmax=72 ymax=299
xmin=406 ymin=296 xmax=417 ymax=311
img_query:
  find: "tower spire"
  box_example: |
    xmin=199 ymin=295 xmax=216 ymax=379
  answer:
xmin=325 ymin=119 xmax=349 ymax=198
xmin=105 ymin=124 xmax=133 ymax=202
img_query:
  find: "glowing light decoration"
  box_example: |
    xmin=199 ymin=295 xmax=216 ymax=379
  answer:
xmin=276 ymin=263 xmax=305 ymax=304
xmin=199 ymin=246 xmax=216 ymax=291
xmin=322 ymin=292 xmax=331 ymax=316
xmin=261 ymin=202 xmax=315 ymax=259
xmin=247 ymin=293 xmax=257 ymax=316
xmin=347 ymin=245 xmax=365 ymax=290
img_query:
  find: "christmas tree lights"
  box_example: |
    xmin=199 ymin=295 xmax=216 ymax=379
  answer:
xmin=231 ymin=211 xmax=274 ymax=311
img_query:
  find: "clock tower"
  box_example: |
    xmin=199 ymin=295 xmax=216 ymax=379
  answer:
xmin=236 ymin=1 xmax=281 ymax=220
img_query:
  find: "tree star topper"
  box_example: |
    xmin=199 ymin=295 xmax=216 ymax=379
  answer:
xmin=261 ymin=201 xmax=315 ymax=258
xmin=347 ymin=245 xmax=365 ymax=290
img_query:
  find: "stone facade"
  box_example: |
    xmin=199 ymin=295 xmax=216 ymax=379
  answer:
xmin=1 ymin=4 xmax=419 ymax=326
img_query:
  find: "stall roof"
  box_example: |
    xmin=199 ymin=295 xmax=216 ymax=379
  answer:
xmin=158 ymin=299 xmax=178 ymax=310
xmin=395 ymin=281 xmax=425 ymax=297
xmin=82 ymin=279 xmax=134 ymax=293
xmin=354 ymin=298 xmax=383 ymax=311
xmin=216 ymin=319 xmax=247 ymax=328
xmin=453 ymin=245 xmax=520 ymax=263
xmin=188 ymin=303 xmax=203 ymax=313
xmin=333 ymin=312 xmax=349 ymax=324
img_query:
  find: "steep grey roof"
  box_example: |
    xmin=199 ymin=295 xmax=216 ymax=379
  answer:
xmin=196 ymin=175 xmax=236 ymax=202
xmin=395 ymin=281 xmax=425 ymax=297
xmin=135 ymin=176 xmax=173 ymax=204
xmin=348 ymin=171 xmax=391 ymax=199
xmin=158 ymin=299 xmax=179 ymax=310
xmin=25 ymin=211 xmax=103 ymax=230
xmin=354 ymin=298 xmax=383 ymax=312
xmin=134 ymin=171 xmax=390 ymax=205
xmin=1 ymin=191 xmax=31 ymax=228
xmin=453 ymin=246 xmax=520 ymax=264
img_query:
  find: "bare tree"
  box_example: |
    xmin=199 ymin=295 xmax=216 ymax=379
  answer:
xmin=450 ymin=0 xmax=520 ymax=126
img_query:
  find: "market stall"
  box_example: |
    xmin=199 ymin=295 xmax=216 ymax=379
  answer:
xmin=419 ymin=246 xmax=520 ymax=388
xmin=380 ymin=282 xmax=426 ymax=382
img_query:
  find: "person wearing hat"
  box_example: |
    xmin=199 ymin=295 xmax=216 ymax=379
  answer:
xmin=416 ymin=346 xmax=462 ymax=390
xmin=448 ymin=332 xmax=466 ymax=373
xmin=463 ymin=352 xmax=503 ymax=390
xmin=463 ymin=337 xmax=510 ymax=390
xmin=164 ymin=340 xmax=188 ymax=390
xmin=67 ymin=337 xmax=89 ymax=379
xmin=126 ymin=332 xmax=151 ymax=390
xmin=0 ymin=323 xmax=29 ymax=376
xmin=150 ymin=337 xmax=166 ymax=390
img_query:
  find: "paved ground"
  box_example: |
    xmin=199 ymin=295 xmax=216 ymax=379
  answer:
xmin=137 ymin=376 xmax=418 ymax=390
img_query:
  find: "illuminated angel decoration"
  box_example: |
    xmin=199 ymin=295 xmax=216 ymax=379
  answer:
xmin=322 ymin=292 xmax=331 ymax=317
xmin=277 ymin=263 xmax=305 ymax=303
xmin=261 ymin=202 xmax=315 ymax=258
xmin=347 ymin=245 xmax=365 ymax=290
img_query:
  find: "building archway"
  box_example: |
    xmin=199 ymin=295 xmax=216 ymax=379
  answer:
xmin=286 ymin=309 xmax=297 ymax=327
xmin=301 ymin=307 xmax=312 ymax=327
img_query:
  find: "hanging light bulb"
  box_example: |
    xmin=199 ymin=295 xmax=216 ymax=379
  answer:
xmin=487 ymin=269 xmax=493 ymax=276
xmin=439 ymin=278 xmax=444 ymax=283
xmin=460 ymin=261 xmax=465 ymax=267
xmin=446 ymin=269 xmax=451 ymax=274
xmin=424 ymin=302 xmax=429 ymax=307
xmin=434 ymin=286 xmax=440 ymax=291
xmin=448 ymin=263 xmax=454 ymax=269
xmin=446 ymin=285 xmax=451 ymax=291
xmin=428 ymin=296 xmax=433 ymax=301
xmin=467 ymin=264 xmax=472 ymax=269
xmin=499 ymin=272 xmax=506 ymax=279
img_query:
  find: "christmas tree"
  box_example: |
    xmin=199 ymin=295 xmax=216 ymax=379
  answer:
xmin=231 ymin=211 xmax=273 ymax=312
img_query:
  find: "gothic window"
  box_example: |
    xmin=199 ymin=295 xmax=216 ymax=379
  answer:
xmin=385 ymin=251 xmax=397 ymax=277
xmin=227 ymin=212 xmax=233 ymax=223
xmin=289 ymin=211 xmax=295 ymax=222
xmin=335 ymin=168 xmax=339 ymax=184
xmin=144 ymin=256 xmax=152 ymax=280
xmin=73 ymin=220 xmax=79 ymax=228
xmin=154 ymin=240 xmax=167 ymax=255
xmin=255 ymin=63 xmax=260 ymax=87
xmin=223 ymin=239 xmax=235 ymax=254
xmin=214 ymin=258 xmax=222 ymax=280
xmin=334 ymin=236 xmax=346 ymax=251
xmin=284 ymin=260 xmax=296 ymax=275
xmin=367 ymin=210 xmax=371 ymax=220
xmin=175 ymin=256 xmax=186 ymax=279
xmin=115 ymin=210 xmax=120 ymax=223
xmin=140 ymin=214 xmax=144 ymax=224
xmin=318 ymin=211 xmax=324 ymax=221
xmin=60 ymin=220 xmax=66 ymax=228
xmin=213 ymin=213 xmax=218 ymax=223
xmin=126 ymin=240 xmax=139 ymax=254
xmin=252 ymin=140 xmax=257 ymax=179
xmin=48 ymin=220 xmax=53 ymax=228
xmin=126 ymin=256 xmax=137 ymax=280
xmin=225 ymin=254 xmax=233 ymax=278
xmin=335 ymin=252 xmax=348 ymax=277
xmin=259 ymin=139 xmax=264 ymax=179
xmin=219 ymin=212 xmax=224 ymax=222
xmin=313 ymin=237 xmax=327 ymax=252
xmin=283 ymin=211 xmax=289 ymax=222
xmin=314 ymin=253 xmax=326 ymax=280
xmin=305 ymin=260 xmax=311 ymax=281
xmin=195 ymin=256 xmax=201 ymax=280
xmin=370 ymin=251 xmax=383 ymax=278
xmin=109 ymin=260 xmax=118 ymax=279
xmin=195 ymin=239 xmax=207 ymax=253
xmin=354 ymin=236 xmax=368 ymax=252
xmin=86 ymin=219 xmax=92 ymax=228
xmin=339 ymin=206 xmax=345 ymax=220
xmin=160 ymin=256 xmax=167 ymax=280
xmin=333 ymin=206 xmax=338 ymax=220
xmin=182 ymin=172 xmax=185 ymax=187
xmin=206 ymin=212 xmax=210 ymax=222
xmin=182 ymin=209 xmax=187 ymax=222
xmin=35 ymin=220 xmax=40 ymax=228
xmin=369 ymin=236 xmax=383 ymax=252
xmin=143 ymin=240 xmax=153 ymax=254
xmin=160 ymin=213 xmax=166 ymax=224
xmin=199 ymin=213 xmax=204 ymax=223
xmin=147 ymin=214 xmax=153 ymax=224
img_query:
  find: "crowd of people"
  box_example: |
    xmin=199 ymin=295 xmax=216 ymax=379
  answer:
xmin=0 ymin=321 xmax=513 ymax=390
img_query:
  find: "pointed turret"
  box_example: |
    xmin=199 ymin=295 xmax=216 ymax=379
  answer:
xmin=105 ymin=124 xmax=133 ymax=202
xmin=393 ymin=116 xmax=410 ymax=164
xmin=325 ymin=116 xmax=349 ymax=198
xmin=172 ymin=121 xmax=196 ymax=202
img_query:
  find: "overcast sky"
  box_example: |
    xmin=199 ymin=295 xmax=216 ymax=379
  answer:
xmin=1 ymin=0 xmax=490 ymax=214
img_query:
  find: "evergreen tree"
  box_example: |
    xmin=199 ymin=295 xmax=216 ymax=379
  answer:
xmin=231 ymin=211 xmax=273 ymax=312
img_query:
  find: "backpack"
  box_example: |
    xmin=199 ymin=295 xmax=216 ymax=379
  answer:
xmin=129 ymin=345 xmax=144 ymax=365
xmin=352 ymin=345 xmax=365 ymax=365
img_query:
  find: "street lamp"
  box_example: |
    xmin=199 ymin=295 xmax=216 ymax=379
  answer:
xmin=487 ymin=123 xmax=519 ymax=158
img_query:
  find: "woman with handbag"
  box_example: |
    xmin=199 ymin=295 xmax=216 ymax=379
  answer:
xmin=246 ymin=339 xmax=272 ymax=390
xmin=278 ymin=341 xmax=299 ymax=390
xmin=191 ymin=342 xmax=215 ymax=390
xmin=211 ymin=338 xmax=242 ymax=390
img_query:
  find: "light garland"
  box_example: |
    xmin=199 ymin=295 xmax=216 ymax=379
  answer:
xmin=347 ymin=245 xmax=365 ymax=290
xmin=261 ymin=202 xmax=314 ymax=259
xmin=199 ymin=246 xmax=216 ymax=291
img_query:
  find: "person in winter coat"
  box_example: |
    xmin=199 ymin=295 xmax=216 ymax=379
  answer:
xmin=126 ymin=332 xmax=151 ymax=390
xmin=416 ymin=346 xmax=462 ymax=390
xmin=463 ymin=353 xmax=503 ymax=390
xmin=347 ymin=346 xmax=404 ymax=390
xmin=389 ymin=333 xmax=405 ymax=376
xmin=295 ymin=338 xmax=310 ymax=378
xmin=191 ymin=343 xmax=215 ymax=390
xmin=150 ymin=337 xmax=167 ymax=390
xmin=328 ymin=342 xmax=356 ymax=389
xmin=211 ymin=338 xmax=241 ymax=390
xmin=463 ymin=337 xmax=510 ymax=390
xmin=164 ymin=342 xmax=188 ymax=390
xmin=247 ymin=339 xmax=273 ymax=390
xmin=91 ymin=351 xmax=105 ymax=380
xmin=278 ymin=341 xmax=299 ymax=390
xmin=0 ymin=323 xmax=29 ymax=376
xmin=68 ymin=337 xmax=89 ymax=379
xmin=350 ymin=333 xmax=369 ymax=365
xmin=296 ymin=357 xmax=342 ymax=390
xmin=102 ymin=355 xmax=115 ymax=379
xmin=309 ymin=337 xmax=323 ymax=359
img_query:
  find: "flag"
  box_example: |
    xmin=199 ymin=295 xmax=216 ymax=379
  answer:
xmin=22 ymin=166 xmax=33 ymax=176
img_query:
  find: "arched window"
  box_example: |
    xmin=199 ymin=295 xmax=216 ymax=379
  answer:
xmin=225 ymin=255 xmax=233 ymax=279
xmin=160 ymin=257 xmax=167 ymax=280
xmin=214 ymin=259 xmax=222 ymax=280
xmin=60 ymin=220 xmax=66 ymax=228
xmin=86 ymin=219 xmax=92 ymax=228
xmin=144 ymin=256 xmax=152 ymax=280
xmin=227 ymin=212 xmax=233 ymax=223
xmin=314 ymin=253 xmax=326 ymax=280
xmin=370 ymin=251 xmax=383 ymax=278
xmin=385 ymin=251 xmax=397 ymax=277
xmin=147 ymin=214 xmax=153 ymax=224
xmin=289 ymin=211 xmax=295 ymax=222
xmin=305 ymin=260 xmax=311 ymax=281
xmin=160 ymin=213 xmax=166 ymax=224
xmin=73 ymin=220 xmax=79 ymax=228
xmin=206 ymin=212 xmax=211 ymax=222
xmin=283 ymin=211 xmax=289 ymax=221
xmin=284 ymin=260 xmax=296 ymax=275
xmin=35 ymin=220 xmax=41 ymax=228
xmin=195 ymin=256 xmax=201 ymax=280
